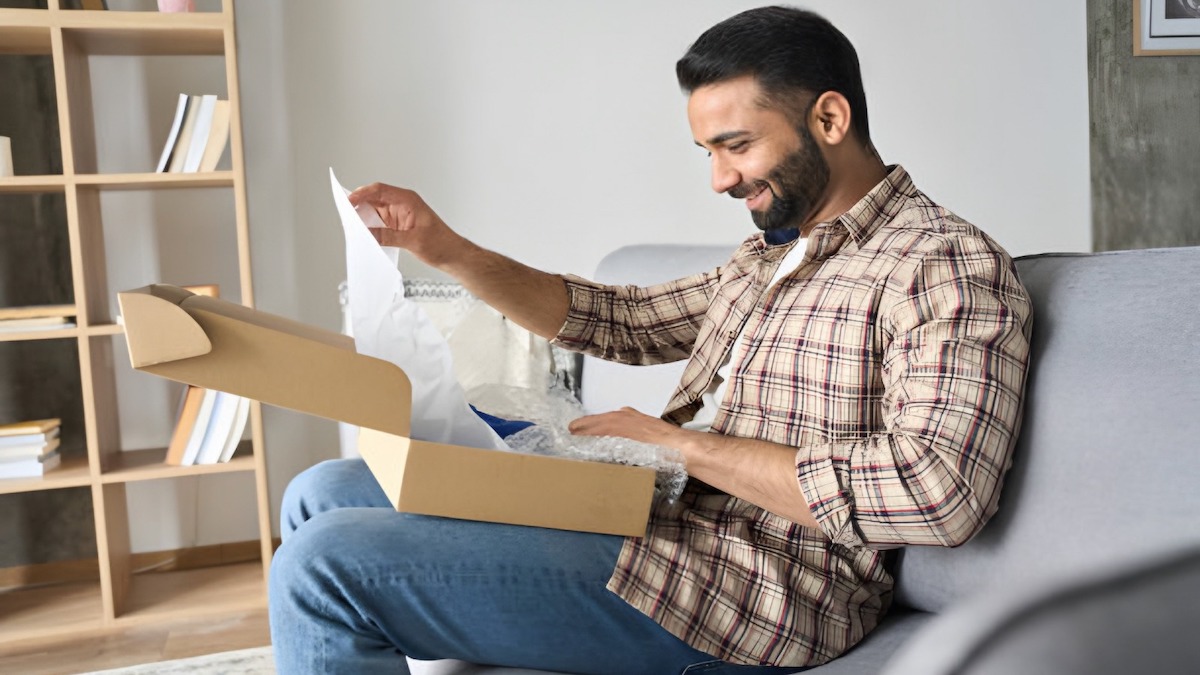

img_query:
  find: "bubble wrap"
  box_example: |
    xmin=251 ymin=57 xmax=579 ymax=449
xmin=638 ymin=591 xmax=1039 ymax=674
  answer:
xmin=468 ymin=382 xmax=689 ymax=501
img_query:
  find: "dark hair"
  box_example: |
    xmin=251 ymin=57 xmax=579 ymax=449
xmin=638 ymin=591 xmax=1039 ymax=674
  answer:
xmin=676 ymin=6 xmax=871 ymax=144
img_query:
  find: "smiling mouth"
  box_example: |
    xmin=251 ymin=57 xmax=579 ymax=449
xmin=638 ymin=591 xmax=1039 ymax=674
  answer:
xmin=745 ymin=183 xmax=770 ymax=208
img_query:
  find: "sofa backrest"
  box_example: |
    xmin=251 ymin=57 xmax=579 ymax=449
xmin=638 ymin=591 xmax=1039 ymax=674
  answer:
xmin=581 ymin=243 xmax=1200 ymax=614
xmin=580 ymin=244 xmax=733 ymax=415
xmin=895 ymin=246 xmax=1200 ymax=612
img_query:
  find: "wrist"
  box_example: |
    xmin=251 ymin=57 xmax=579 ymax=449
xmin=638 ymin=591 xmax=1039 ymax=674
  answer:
xmin=675 ymin=429 xmax=714 ymax=471
xmin=427 ymin=231 xmax=477 ymax=271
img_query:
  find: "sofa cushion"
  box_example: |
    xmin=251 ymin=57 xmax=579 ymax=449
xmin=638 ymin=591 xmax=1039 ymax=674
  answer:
xmin=895 ymin=246 xmax=1200 ymax=612
xmin=806 ymin=611 xmax=932 ymax=674
xmin=882 ymin=545 xmax=1200 ymax=675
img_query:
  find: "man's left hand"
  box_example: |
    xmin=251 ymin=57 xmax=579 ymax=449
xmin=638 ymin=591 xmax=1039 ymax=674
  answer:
xmin=568 ymin=407 xmax=684 ymax=448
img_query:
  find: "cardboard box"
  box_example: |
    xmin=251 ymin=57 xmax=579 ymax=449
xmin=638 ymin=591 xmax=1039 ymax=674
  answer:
xmin=118 ymin=284 xmax=655 ymax=537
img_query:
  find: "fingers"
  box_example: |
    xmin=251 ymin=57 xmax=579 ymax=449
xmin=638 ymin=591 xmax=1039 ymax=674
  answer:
xmin=568 ymin=409 xmax=632 ymax=436
xmin=568 ymin=414 xmax=601 ymax=435
xmin=370 ymin=226 xmax=406 ymax=247
xmin=349 ymin=182 xmax=413 ymax=208
xmin=347 ymin=182 xmax=382 ymax=207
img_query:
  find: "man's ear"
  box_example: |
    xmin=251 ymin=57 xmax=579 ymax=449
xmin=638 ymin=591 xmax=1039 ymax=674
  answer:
xmin=810 ymin=91 xmax=852 ymax=146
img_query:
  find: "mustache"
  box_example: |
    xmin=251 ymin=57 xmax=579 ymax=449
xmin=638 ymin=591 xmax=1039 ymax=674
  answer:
xmin=728 ymin=179 xmax=775 ymax=201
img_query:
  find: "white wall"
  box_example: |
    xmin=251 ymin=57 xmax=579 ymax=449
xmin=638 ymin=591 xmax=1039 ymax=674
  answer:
xmin=229 ymin=1 xmax=1090 ymax=536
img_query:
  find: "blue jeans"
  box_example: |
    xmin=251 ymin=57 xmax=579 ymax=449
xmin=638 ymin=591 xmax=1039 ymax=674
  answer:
xmin=269 ymin=459 xmax=807 ymax=675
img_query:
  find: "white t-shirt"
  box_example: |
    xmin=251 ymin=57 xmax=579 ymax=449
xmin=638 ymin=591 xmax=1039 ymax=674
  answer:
xmin=682 ymin=238 xmax=808 ymax=432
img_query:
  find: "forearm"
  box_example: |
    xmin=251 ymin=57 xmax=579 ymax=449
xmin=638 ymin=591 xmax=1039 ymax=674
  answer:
xmin=677 ymin=430 xmax=821 ymax=530
xmin=571 ymin=408 xmax=823 ymax=530
xmin=435 ymin=238 xmax=569 ymax=340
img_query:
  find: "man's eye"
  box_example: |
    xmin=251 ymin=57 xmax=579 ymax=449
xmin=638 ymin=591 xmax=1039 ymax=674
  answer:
xmin=728 ymin=142 xmax=749 ymax=153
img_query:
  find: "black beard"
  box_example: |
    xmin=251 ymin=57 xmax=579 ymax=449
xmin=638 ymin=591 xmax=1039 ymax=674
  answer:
xmin=742 ymin=125 xmax=830 ymax=232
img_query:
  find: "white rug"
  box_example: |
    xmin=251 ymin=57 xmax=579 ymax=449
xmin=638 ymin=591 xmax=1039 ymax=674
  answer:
xmin=82 ymin=646 xmax=275 ymax=674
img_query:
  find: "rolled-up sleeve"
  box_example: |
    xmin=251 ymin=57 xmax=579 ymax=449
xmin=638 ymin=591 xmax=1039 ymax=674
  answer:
xmin=795 ymin=237 xmax=1033 ymax=549
xmin=553 ymin=271 xmax=719 ymax=366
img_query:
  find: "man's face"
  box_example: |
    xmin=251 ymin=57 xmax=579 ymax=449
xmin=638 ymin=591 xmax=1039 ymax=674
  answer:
xmin=688 ymin=76 xmax=830 ymax=232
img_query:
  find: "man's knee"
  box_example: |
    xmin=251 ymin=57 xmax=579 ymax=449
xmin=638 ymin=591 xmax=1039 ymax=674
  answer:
xmin=280 ymin=459 xmax=377 ymax=537
xmin=271 ymin=508 xmax=365 ymax=605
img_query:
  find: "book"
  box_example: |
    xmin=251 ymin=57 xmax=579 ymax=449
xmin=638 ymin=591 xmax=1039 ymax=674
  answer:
xmin=216 ymin=395 xmax=250 ymax=463
xmin=177 ymin=387 xmax=218 ymax=465
xmin=155 ymin=93 xmax=191 ymax=173
xmin=193 ymin=390 xmax=241 ymax=464
xmin=198 ymin=99 xmax=231 ymax=172
xmin=0 ymin=316 xmax=72 ymax=333
xmin=0 ymin=426 xmax=60 ymax=450
xmin=0 ymin=448 xmax=61 ymax=479
xmin=164 ymin=385 xmax=206 ymax=465
xmin=0 ymin=418 xmax=60 ymax=441
xmin=0 ymin=436 xmax=60 ymax=463
xmin=182 ymin=94 xmax=217 ymax=173
xmin=166 ymin=95 xmax=202 ymax=173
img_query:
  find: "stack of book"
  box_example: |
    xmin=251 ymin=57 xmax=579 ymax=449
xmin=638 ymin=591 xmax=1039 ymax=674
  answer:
xmin=0 ymin=304 xmax=76 ymax=333
xmin=165 ymin=387 xmax=250 ymax=466
xmin=154 ymin=93 xmax=232 ymax=174
xmin=0 ymin=419 xmax=62 ymax=479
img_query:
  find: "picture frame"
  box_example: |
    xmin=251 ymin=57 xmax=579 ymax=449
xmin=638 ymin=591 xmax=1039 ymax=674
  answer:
xmin=1135 ymin=0 xmax=1200 ymax=55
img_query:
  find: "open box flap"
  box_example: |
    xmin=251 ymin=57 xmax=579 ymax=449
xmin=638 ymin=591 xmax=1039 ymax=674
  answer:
xmin=118 ymin=284 xmax=413 ymax=437
xmin=118 ymin=285 xmax=213 ymax=368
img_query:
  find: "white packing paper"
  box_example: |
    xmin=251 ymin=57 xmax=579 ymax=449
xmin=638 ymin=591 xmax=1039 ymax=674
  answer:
xmin=330 ymin=168 xmax=508 ymax=451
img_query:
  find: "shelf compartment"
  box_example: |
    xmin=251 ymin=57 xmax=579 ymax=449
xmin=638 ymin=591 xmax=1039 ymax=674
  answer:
xmin=0 ymin=578 xmax=105 ymax=643
xmin=0 ymin=338 xmax=87 ymax=465
xmin=93 ymin=187 xmax=243 ymax=316
xmin=0 ymin=455 xmax=91 ymax=495
xmin=0 ymin=192 xmax=73 ymax=309
xmin=0 ymin=50 xmax=64 ymax=177
xmin=115 ymin=558 xmax=264 ymax=624
xmin=100 ymin=444 xmax=255 ymax=482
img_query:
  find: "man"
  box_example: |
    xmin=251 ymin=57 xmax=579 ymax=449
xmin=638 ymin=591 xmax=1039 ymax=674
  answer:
xmin=269 ymin=6 xmax=1032 ymax=674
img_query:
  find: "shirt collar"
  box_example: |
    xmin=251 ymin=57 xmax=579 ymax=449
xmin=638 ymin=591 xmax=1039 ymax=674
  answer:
xmin=833 ymin=164 xmax=914 ymax=246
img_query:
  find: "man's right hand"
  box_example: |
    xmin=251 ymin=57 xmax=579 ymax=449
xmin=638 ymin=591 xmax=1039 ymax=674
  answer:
xmin=346 ymin=180 xmax=570 ymax=339
xmin=348 ymin=182 xmax=464 ymax=269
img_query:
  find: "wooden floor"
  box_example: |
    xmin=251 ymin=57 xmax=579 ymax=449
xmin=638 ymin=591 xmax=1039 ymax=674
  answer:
xmin=0 ymin=608 xmax=270 ymax=675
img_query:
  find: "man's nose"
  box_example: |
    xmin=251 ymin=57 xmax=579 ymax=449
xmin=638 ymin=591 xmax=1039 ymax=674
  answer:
xmin=711 ymin=156 xmax=741 ymax=194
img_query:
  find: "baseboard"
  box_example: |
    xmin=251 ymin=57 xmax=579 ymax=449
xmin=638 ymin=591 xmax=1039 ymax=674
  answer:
xmin=0 ymin=538 xmax=280 ymax=589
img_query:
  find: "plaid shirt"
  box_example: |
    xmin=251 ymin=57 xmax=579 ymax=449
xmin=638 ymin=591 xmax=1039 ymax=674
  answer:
xmin=553 ymin=166 xmax=1033 ymax=667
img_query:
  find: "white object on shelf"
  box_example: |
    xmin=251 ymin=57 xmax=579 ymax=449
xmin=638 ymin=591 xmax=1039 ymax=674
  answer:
xmin=0 ymin=136 xmax=12 ymax=177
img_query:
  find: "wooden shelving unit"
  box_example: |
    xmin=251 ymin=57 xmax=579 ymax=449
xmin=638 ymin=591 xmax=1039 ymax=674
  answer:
xmin=0 ymin=0 xmax=272 ymax=645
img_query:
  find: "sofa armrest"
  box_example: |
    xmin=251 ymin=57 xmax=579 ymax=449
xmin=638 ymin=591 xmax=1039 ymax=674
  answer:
xmin=882 ymin=545 xmax=1200 ymax=675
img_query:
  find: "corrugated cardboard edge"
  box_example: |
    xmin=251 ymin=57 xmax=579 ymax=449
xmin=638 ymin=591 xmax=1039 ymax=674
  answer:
xmin=359 ymin=428 xmax=656 ymax=537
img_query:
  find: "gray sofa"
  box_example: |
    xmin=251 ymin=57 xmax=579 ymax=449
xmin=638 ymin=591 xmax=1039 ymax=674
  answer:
xmin=413 ymin=243 xmax=1200 ymax=674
